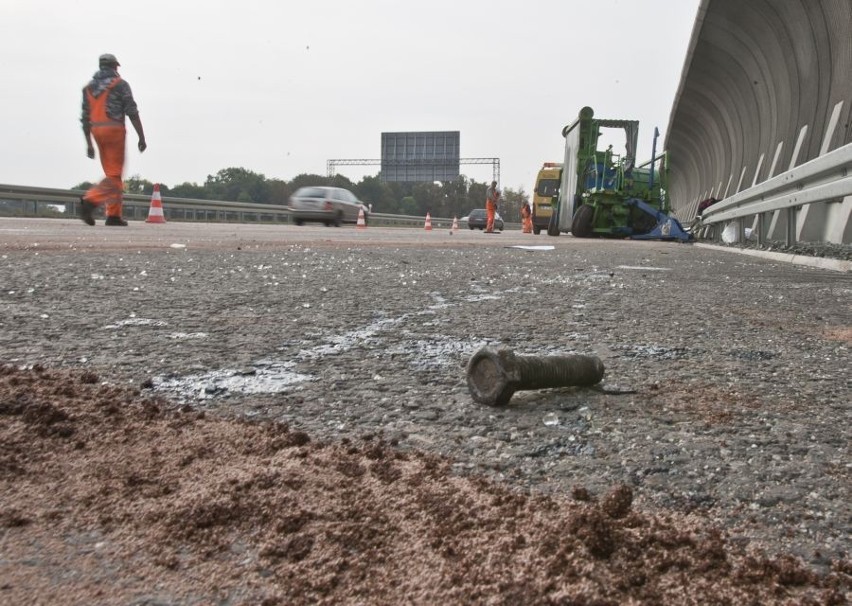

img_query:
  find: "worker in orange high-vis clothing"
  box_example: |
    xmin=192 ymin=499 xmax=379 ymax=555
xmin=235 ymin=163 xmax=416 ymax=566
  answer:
xmin=485 ymin=180 xmax=500 ymax=233
xmin=80 ymin=53 xmax=147 ymax=226
xmin=521 ymin=201 xmax=533 ymax=233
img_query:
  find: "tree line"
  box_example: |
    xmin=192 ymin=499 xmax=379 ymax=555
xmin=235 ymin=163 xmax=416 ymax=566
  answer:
xmin=74 ymin=168 xmax=530 ymax=221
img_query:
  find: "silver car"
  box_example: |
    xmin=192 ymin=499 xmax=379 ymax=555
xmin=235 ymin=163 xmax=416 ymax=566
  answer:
xmin=465 ymin=208 xmax=504 ymax=231
xmin=288 ymin=186 xmax=369 ymax=227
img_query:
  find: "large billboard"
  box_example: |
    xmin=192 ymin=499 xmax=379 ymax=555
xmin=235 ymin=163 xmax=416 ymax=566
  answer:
xmin=381 ymin=131 xmax=460 ymax=182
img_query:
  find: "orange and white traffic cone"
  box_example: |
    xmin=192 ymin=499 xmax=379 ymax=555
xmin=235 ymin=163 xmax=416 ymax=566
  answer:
xmin=424 ymin=212 xmax=432 ymax=231
xmin=451 ymin=216 xmax=459 ymax=233
xmin=356 ymin=207 xmax=367 ymax=230
xmin=145 ymin=184 xmax=166 ymax=224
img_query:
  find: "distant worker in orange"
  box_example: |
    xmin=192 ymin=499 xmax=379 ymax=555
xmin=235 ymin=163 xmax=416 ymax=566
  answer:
xmin=79 ymin=53 xmax=147 ymax=226
xmin=485 ymin=180 xmax=500 ymax=233
xmin=521 ymin=201 xmax=533 ymax=233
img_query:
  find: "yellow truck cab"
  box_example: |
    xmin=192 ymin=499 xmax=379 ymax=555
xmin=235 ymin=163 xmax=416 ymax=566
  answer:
xmin=532 ymin=162 xmax=563 ymax=234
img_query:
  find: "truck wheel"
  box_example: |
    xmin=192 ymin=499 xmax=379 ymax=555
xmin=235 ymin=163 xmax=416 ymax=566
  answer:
xmin=571 ymin=204 xmax=594 ymax=238
xmin=533 ymin=226 xmax=541 ymax=235
xmin=546 ymin=213 xmax=560 ymax=237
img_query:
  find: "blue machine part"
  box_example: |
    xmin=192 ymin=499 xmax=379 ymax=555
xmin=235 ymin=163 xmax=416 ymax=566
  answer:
xmin=624 ymin=198 xmax=693 ymax=242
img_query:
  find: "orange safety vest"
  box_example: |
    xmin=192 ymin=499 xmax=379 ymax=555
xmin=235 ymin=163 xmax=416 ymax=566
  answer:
xmin=86 ymin=78 xmax=124 ymax=128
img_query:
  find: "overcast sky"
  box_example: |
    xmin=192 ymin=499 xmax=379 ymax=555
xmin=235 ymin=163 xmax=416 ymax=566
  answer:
xmin=1 ymin=0 xmax=700 ymax=194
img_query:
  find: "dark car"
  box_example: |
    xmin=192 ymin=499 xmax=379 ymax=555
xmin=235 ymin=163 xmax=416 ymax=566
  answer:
xmin=465 ymin=208 xmax=504 ymax=231
xmin=288 ymin=186 xmax=369 ymax=227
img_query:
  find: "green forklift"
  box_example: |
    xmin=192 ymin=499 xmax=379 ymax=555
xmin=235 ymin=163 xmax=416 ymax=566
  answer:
xmin=547 ymin=106 xmax=691 ymax=241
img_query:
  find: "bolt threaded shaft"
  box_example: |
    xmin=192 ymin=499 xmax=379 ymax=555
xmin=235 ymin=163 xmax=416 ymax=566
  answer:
xmin=512 ymin=353 xmax=604 ymax=390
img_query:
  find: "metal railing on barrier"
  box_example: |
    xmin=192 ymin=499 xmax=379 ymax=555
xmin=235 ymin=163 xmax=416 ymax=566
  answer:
xmin=0 ymin=183 xmax=518 ymax=231
xmin=697 ymin=143 xmax=852 ymax=244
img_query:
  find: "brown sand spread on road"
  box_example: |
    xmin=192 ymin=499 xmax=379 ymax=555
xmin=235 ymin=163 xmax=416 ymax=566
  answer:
xmin=2 ymin=364 xmax=848 ymax=605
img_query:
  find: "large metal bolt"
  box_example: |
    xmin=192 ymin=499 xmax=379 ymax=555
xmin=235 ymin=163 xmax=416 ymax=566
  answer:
xmin=466 ymin=346 xmax=605 ymax=406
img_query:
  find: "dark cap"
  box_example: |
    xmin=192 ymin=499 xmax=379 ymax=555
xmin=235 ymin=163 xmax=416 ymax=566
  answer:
xmin=99 ymin=53 xmax=120 ymax=67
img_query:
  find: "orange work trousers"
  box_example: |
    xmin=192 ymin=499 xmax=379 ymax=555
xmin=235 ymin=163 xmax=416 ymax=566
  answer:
xmin=522 ymin=214 xmax=532 ymax=233
xmin=485 ymin=200 xmax=496 ymax=232
xmin=84 ymin=126 xmax=126 ymax=218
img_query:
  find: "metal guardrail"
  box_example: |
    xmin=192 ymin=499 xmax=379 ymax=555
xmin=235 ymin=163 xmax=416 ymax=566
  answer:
xmin=0 ymin=183 xmax=518 ymax=230
xmin=698 ymin=143 xmax=852 ymax=244
xmin=0 ymin=183 xmax=291 ymax=223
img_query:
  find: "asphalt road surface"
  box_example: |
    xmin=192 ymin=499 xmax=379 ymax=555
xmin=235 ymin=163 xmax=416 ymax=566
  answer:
xmin=2 ymin=217 xmax=850 ymax=572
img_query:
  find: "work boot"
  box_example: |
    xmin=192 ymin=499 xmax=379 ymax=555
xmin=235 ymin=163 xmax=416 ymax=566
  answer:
xmin=105 ymin=216 xmax=128 ymax=226
xmin=79 ymin=198 xmax=95 ymax=226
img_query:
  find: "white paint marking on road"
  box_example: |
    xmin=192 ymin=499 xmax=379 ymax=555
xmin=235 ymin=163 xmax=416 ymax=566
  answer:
xmin=507 ymin=245 xmax=555 ymax=251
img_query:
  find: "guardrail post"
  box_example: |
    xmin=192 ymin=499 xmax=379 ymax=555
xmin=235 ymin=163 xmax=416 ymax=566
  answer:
xmin=785 ymin=207 xmax=797 ymax=245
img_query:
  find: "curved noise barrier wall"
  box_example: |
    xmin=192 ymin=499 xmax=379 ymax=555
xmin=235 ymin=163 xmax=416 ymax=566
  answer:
xmin=665 ymin=0 xmax=852 ymax=222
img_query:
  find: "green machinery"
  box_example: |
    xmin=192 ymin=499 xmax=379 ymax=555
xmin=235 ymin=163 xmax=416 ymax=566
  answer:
xmin=547 ymin=106 xmax=690 ymax=241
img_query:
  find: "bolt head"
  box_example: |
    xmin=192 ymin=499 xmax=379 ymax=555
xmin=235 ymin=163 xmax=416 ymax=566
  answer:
xmin=466 ymin=347 xmax=517 ymax=406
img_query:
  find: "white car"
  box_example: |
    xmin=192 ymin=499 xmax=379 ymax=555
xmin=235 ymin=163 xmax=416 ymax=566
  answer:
xmin=288 ymin=186 xmax=369 ymax=227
